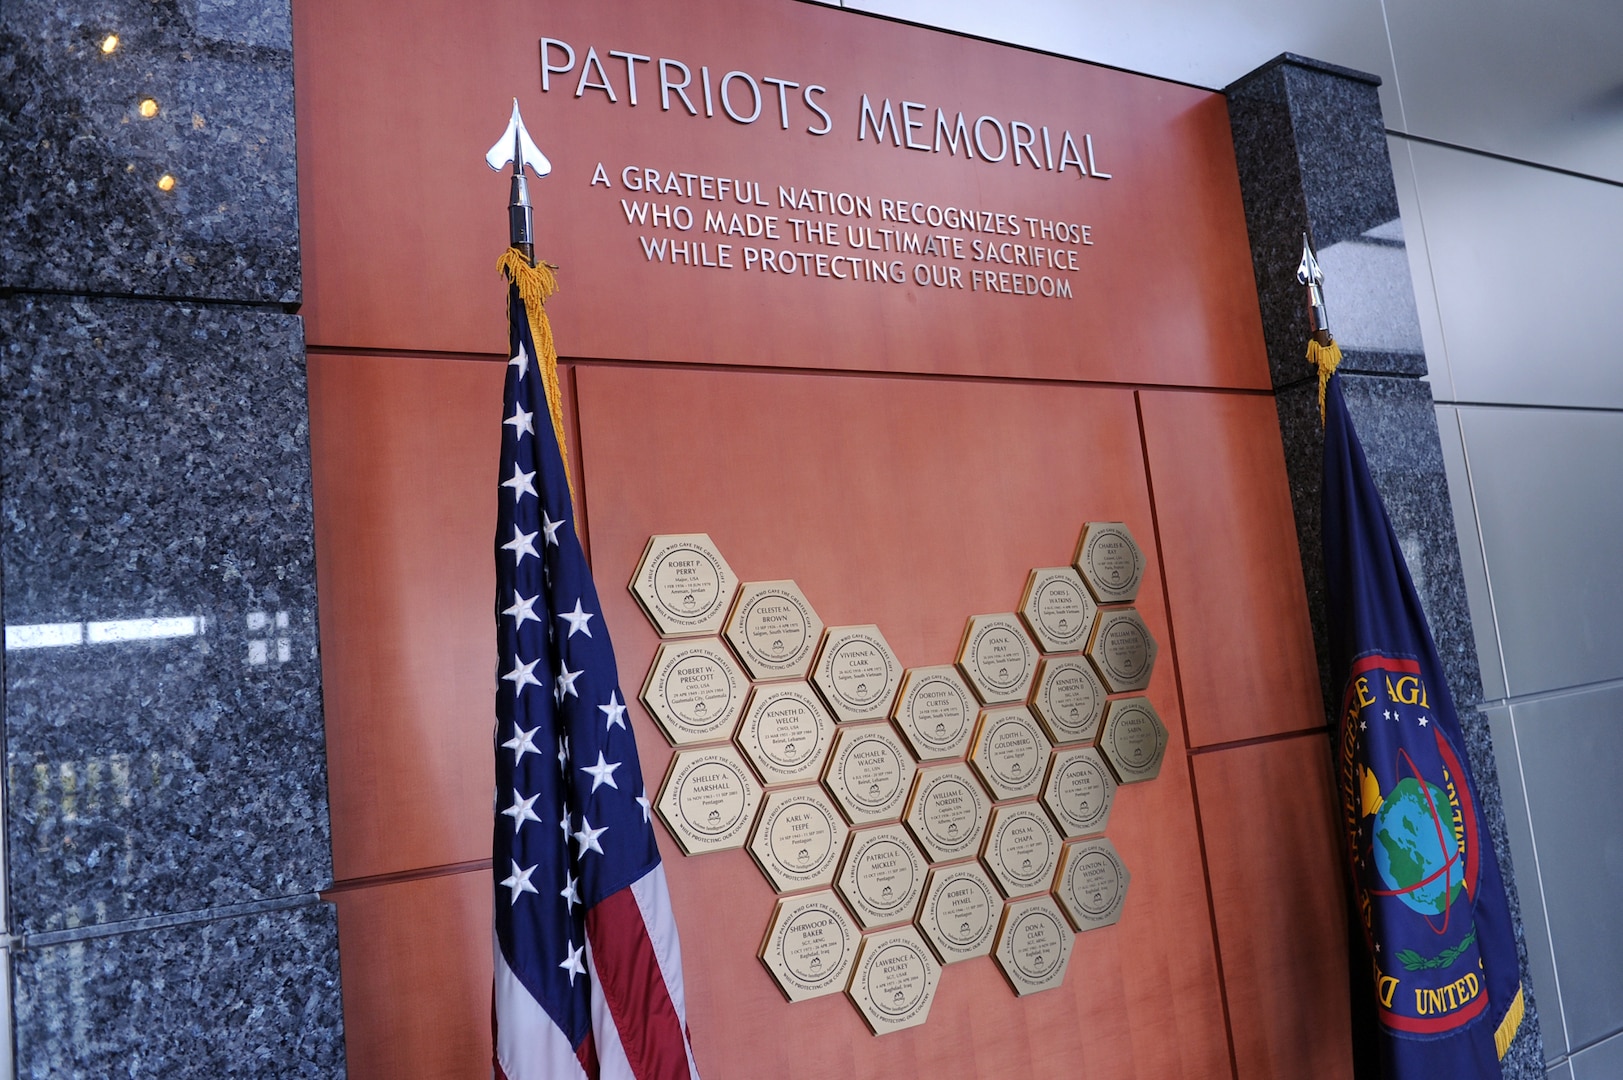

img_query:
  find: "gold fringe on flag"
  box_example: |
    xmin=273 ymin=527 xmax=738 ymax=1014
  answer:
xmin=1307 ymin=335 xmax=1343 ymax=424
xmin=497 ymin=247 xmax=575 ymax=511
xmin=1495 ymin=983 xmax=1525 ymax=1060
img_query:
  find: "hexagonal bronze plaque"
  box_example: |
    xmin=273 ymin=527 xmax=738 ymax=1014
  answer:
xmin=903 ymin=762 xmax=991 ymax=863
xmin=916 ymin=861 xmax=1000 ymax=964
xmin=822 ymin=722 xmax=917 ymax=826
xmin=993 ymin=894 xmax=1074 ymax=996
xmin=656 ymin=745 xmax=763 ymax=855
xmin=724 ymin=580 xmax=824 ymax=680
xmin=846 ymin=925 xmax=941 ymax=1035
xmin=1097 ymin=696 xmax=1169 ymax=784
xmin=1028 ymin=655 xmax=1107 ymax=746
xmin=891 ymin=665 xmax=977 ymax=761
xmin=811 ymin=624 xmax=902 ymax=723
xmin=982 ymin=802 xmax=1063 ymax=899
xmin=748 ymin=785 xmax=849 ymax=892
xmin=1055 ymin=837 xmax=1130 ymax=932
xmin=956 ymin=613 xmax=1039 ymax=704
xmin=735 ymin=682 xmax=837 ymax=787
xmin=1018 ymin=567 xmax=1098 ymax=654
xmin=1072 ymin=521 xmax=1145 ymax=604
xmin=1041 ymin=746 xmax=1117 ymax=838
xmin=629 ymin=533 xmax=738 ymax=637
xmin=1085 ymin=607 xmax=1158 ymax=694
xmin=967 ymin=706 xmax=1051 ymax=802
xmin=640 ymin=639 xmax=749 ymax=746
xmin=758 ymin=890 xmax=861 ymax=1002
xmin=836 ymin=823 xmax=928 ymax=929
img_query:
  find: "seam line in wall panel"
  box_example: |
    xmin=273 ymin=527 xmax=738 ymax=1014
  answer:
xmin=1387 ymin=131 xmax=1623 ymax=191
xmin=566 ymin=365 xmax=593 ymax=568
xmin=1132 ymin=391 xmax=1240 ymax=1080
xmin=1429 ymin=399 xmax=1623 ymax=416
xmin=1479 ymin=672 xmax=1623 ymax=710
xmin=11 ymin=893 xmax=321 ymax=950
xmin=0 ymin=284 xmax=300 ymax=314
xmin=1395 ymin=138 xmax=1458 ymax=403
xmin=1375 ymin=0 xmax=1410 ymax=134
xmin=1508 ymin=711 xmax=1572 ymax=1054
xmin=323 ymin=859 xmax=493 ymax=896
xmin=1452 ymin=409 xmax=1511 ymax=696
xmin=1187 ymin=726 xmax=1332 ymax=756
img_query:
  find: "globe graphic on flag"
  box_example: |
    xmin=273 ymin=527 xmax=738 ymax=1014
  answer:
xmin=1372 ymin=776 xmax=1462 ymax=916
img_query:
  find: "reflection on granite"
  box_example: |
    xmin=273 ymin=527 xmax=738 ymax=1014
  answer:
xmin=12 ymin=900 xmax=346 ymax=1078
xmin=1227 ymin=55 xmax=1426 ymax=385
xmin=0 ymin=0 xmax=299 ymax=302
xmin=0 ymin=294 xmax=330 ymax=932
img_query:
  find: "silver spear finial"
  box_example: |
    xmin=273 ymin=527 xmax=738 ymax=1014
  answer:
xmin=486 ymin=99 xmax=552 ymax=264
xmin=1296 ymin=232 xmax=1332 ymax=341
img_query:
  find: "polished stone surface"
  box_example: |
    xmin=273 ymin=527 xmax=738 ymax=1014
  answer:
xmin=0 ymin=0 xmax=299 ymax=303
xmin=11 ymin=899 xmax=345 ymax=1078
xmin=0 ymin=294 xmax=330 ymax=933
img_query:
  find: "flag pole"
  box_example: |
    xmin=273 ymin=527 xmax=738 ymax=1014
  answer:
xmin=1298 ymin=233 xmax=1342 ymax=421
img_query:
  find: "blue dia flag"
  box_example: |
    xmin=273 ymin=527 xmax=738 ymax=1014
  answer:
xmin=1321 ymin=371 xmax=1523 ymax=1077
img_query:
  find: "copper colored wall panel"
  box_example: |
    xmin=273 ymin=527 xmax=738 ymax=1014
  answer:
xmin=1192 ymin=734 xmax=1353 ymax=1080
xmin=1139 ymin=389 xmax=1322 ymax=748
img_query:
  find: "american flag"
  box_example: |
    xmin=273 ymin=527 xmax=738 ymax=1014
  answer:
xmin=492 ymin=274 xmax=699 ymax=1080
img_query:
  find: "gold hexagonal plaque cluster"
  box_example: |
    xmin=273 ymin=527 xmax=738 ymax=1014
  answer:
xmin=846 ymin=925 xmax=941 ymax=1035
xmin=640 ymin=639 xmax=749 ymax=746
xmin=735 ymin=681 xmax=836 ymax=787
xmin=1018 ymin=567 xmax=1098 ymax=654
xmin=982 ymin=801 xmax=1063 ymax=899
xmin=836 ymin=823 xmax=927 ymax=929
xmin=956 ymin=613 xmax=1039 ymax=704
xmin=891 ymin=666 xmax=977 ymax=761
xmin=1072 ymin=521 xmax=1145 ymax=604
xmin=748 ymin=785 xmax=849 ymax=892
xmin=1098 ymin=697 xmax=1169 ymax=784
xmin=1086 ymin=607 xmax=1158 ymax=693
xmin=1028 ymin=655 xmax=1107 ymax=746
xmin=1055 ymin=837 xmax=1130 ymax=932
xmin=811 ymin=624 xmax=902 ymax=723
xmin=630 ymin=533 xmax=738 ymax=637
xmin=993 ymin=894 xmax=1075 ymax=996
xmin=917 ymin=861 xmax=1001 ymax=964
xmin=725 ymin=580 xmax=824 ymax=680
xmin=758 ymin=890 xmax=862 ymax=1003
xmin=822 ymin=722 xmax=917 ymax=826
xmin=968 ymin=706 xmax=1051 ymax=802
xmin=903 ymin=761 xmax=991 ymax=863
xmin=1041 ymin=745 xmax=1117 ymax=838
xmin=655 ymin=745 xmax=763 ymax=855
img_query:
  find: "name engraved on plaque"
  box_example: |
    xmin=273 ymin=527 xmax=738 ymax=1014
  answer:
xmin=812 ymin=625 xmax=901 ymax=723
xmin=958 ymin=613 xmax=1039 ymax=704
xmin=759 ymin=890 xmax=861 ymax=1003
xmin=919 ymin=862 xmax=999 ymax=962
xmin=1041 ymin=746 xmax=1116 ymax=838
xmin=969 ymin=706 xmax=1051 ymax=801
xmin=737 ymin=682 xmax=836 ymax=786
xmin=994 ymin=896 xmax=1074 ymax=995
xmin=726 ymin=580 xmax=824 ymax=680
xmin=847 ymin=926 xmax=941 ymax=1035
xmin=630 ymin=534 xmax=738 ymax=637
xmin=657 ymin=746 xmax=763 ymax=855
xmin=1030 ymin=655 xmax=1107 ymax=745
xmin=983 ymin=802 xmax=1062 ymax=898
xmin=903 ymin=762 xmax=989 ymax=862
xmin=1087 ymin=607 xmax=1156 ymax=692
xmin=892 ymin=666 xmax=977 ymax=761
xmin=1098 ymin=697 xmax=1168 ymax=783
xmin=1056 ymin=838 xmax=1131 ymax=931
xmin=1073 ymin=522 xmax=1145 ymax=604
xmin=824 ymin=722 xmax=916 ymax=825
xmin=1019 ymin=567 xmax=1098 ymax=654
xmin=836 ymin=824 xmax=926 ymax=928
xmin=749 ymin=785 xmax=848 ymax=891
xmin=640 ymin=639 xmax=748 ymax=745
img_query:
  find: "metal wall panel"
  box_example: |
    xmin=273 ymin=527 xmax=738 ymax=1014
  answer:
xmin=1406 ymin=141 xmax=1623 ymax=410
xmin=1458 ymin=407 xmax=1623 ymax=696
xmin=1512 ymin=685 xmax=1623 ymax=1051
xmin=1435 ymin=405 xmax=1507 ymax=701
xmin=1570 ymin=1029 xmax=1623 ymax=1080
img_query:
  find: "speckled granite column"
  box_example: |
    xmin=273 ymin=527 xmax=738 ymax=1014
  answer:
xmin=0 ymin=1 xmax=344 ymax=1075
xmin=1227 ymin=54 xmax=1543 ymax=1076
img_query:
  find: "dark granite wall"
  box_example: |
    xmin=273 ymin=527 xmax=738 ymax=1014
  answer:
xmin=1228 ymin=54 xmax=1545 ymax=1077
xmin=0 ymin=0 xmax=344 ymax=1074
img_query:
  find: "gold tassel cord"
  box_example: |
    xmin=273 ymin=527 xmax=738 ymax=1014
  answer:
xmin=1307 ymin=336 xmax=1343 ymax=424
xmin=497 ymin=247 xmax=576 ymax=511
xmin=1495 ymin=983 xmax=1525 ymax=1060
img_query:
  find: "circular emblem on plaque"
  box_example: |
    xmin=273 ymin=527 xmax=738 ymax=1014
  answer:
xmin=748 ymin=785 xmax=849 ymax=891
xmin=811 ymin=624 xmax=902 ymax=723
xmin=982 ymin=802 xmax=1063 ymax=898
xmin=1086 ymin=607 xmax=1158 ymax=693
xmin=891 ymin=666 xmax=977 ymax=761
xmin=1055 ymin=837 xmax=1131 ymax=931
xmin=656 ymin=746 xmax=763 ymax=855
xmin=640 ymin=639 xmax=749 ymax=746
xmin=1029 ymin=655 xmax=1107 ymax=746
xmin=846 ymin=926 xmax=941 ymax=1035
xmin=957 ymin=613 xmax=1039 ymax=704
xmin=917 ymin=862 xmax=1000 ymax=963
xmin=629 ymin=533 xmax=738 ymax=636
xmin=903 ymin=762 xmax=990 ymax=863
xmin=1019 ymin=567 xmax=1099 ymax=654
xmin=1098 ymin=696 xmax=1169 ymax=784
xmin=758 ymin=890 xmax=861 ymax=1002
xmin=724 ymin=580 xmax=824 ymax=680
xmin=993 ymin=895 xmax=1074 ymax=996
xmin=736 ymin=682 xmax=836 ymax=786
xmin=1072 ymin=521 xmax=1145 ymax=604
xmin=1041 ymin=746 xmax=1117 ymax=838
xmin=968 ymin=706 xmax=1051 ymax=802
xmin=823 ymin=722 xmax=917 ymax=825
xmin=836 ymin=823 xmax=927 ymax=928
